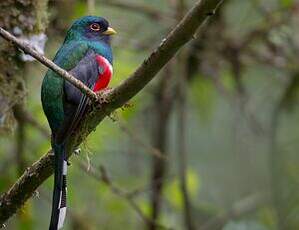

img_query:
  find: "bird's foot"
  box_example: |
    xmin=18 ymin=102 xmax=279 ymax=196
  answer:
xmin=96 ymin=88 xmax=112 ymax=104
xmin=98 ymin=94 xmax=108 ymax=104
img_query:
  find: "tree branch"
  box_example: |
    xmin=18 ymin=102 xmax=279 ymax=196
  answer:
xmin=0 ymin=27 xmax=98 ymax=102
xmin=98 ymin=0 xmax=171 ymax=21
xmin=0 ymin=0 xmax=224 ymax=225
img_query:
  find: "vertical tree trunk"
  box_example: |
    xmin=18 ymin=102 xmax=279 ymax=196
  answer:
xmin=0 ymin=0 xmax=48 ymax=227
xmin=176 ymin=51 xmax=194 ymax=230
xmin=149 ymin=64 xmax=175 ymax=230
xmin=175 ymin=1 xmax=194 ymax=229
xmin=0 ymin=0 xmax=48 ymax=134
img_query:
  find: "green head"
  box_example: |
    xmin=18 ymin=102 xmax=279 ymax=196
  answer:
xmin=64 ymin=16 xmax=116 ymax=44
xmin=63 ymin=16 xmax=116 ymax=63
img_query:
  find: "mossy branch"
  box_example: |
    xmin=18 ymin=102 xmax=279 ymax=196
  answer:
xmin=0 ymin=0 xmax=224 ymax=225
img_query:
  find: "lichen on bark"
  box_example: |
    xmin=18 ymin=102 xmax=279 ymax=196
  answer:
xmin=0 ymin=0 xmax=48 ymax=134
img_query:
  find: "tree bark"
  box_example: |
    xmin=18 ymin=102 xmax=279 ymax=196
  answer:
xmin=0 ymin=0 xmax=48 ymax=134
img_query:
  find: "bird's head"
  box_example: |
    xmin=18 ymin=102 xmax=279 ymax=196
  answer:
xmin=64 ymin=16 xmax=116 ymax=44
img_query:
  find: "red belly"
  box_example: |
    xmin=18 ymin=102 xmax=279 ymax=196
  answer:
xmin=93 ymin=55 xmax=113 ymax=92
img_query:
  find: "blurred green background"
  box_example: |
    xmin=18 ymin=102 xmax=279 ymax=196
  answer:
xmin=0 ymin=0 xmax=299 ymax=229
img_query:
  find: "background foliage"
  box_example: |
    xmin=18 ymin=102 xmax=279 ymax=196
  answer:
xmin=0 ymin=0 xmax=299 ymax=229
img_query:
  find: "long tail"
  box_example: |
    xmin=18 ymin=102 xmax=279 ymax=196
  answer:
xmin=49 ymin=143 xmax=67 ymax=230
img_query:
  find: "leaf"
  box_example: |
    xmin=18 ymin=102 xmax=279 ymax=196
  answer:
xmin=164 ymin=169 xmax=200 ymax=209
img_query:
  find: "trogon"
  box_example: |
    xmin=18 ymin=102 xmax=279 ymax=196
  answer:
xmin=41 ymin=16 xmax=116 ymax=230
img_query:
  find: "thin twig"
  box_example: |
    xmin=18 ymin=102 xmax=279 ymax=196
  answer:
xmin=99 ymin=0 xmax=172 ymax=22
xmin=115 ymin=118 xmax=167 ymax=160
xmin=77 ymin=160 xmax=172 ymax=230
xmin=0 ymin=27 xmax=98 ymax=102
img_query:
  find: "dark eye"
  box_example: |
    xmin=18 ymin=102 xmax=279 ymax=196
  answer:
xmin=90 ymin=23 xmax=100 ymax=31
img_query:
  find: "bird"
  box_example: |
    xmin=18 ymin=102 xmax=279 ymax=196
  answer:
xmin=41 ymin=16 xmax=116 ymax=230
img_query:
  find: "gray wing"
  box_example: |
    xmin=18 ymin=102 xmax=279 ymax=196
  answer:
xmin=55 ymin=50 xmax=99 ymax=143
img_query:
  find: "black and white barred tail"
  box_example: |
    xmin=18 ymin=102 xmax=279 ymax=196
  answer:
xmin=49 ymin=143 xmax=67 ymax=230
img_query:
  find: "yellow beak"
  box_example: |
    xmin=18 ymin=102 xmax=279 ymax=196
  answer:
xmin=103 ymin=27 xmax=117 ymax=35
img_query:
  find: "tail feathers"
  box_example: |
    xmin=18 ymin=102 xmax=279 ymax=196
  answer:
xmin=49 ymin=143 xmax=68 ymax=230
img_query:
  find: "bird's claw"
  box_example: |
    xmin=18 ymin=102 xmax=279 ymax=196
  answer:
xmin=96 ymin=87 xmax=112 ymax=104
xmin=98 ymin=95 xmax=109 ymax=104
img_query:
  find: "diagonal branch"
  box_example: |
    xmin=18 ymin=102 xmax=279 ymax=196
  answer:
xmin=98 ymin=0 xmax=171 ymax=21
xmin=0 ymin=27 xmax=98 ymax=102
xmin=0 ymin=0 xmax=224 ymax=225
